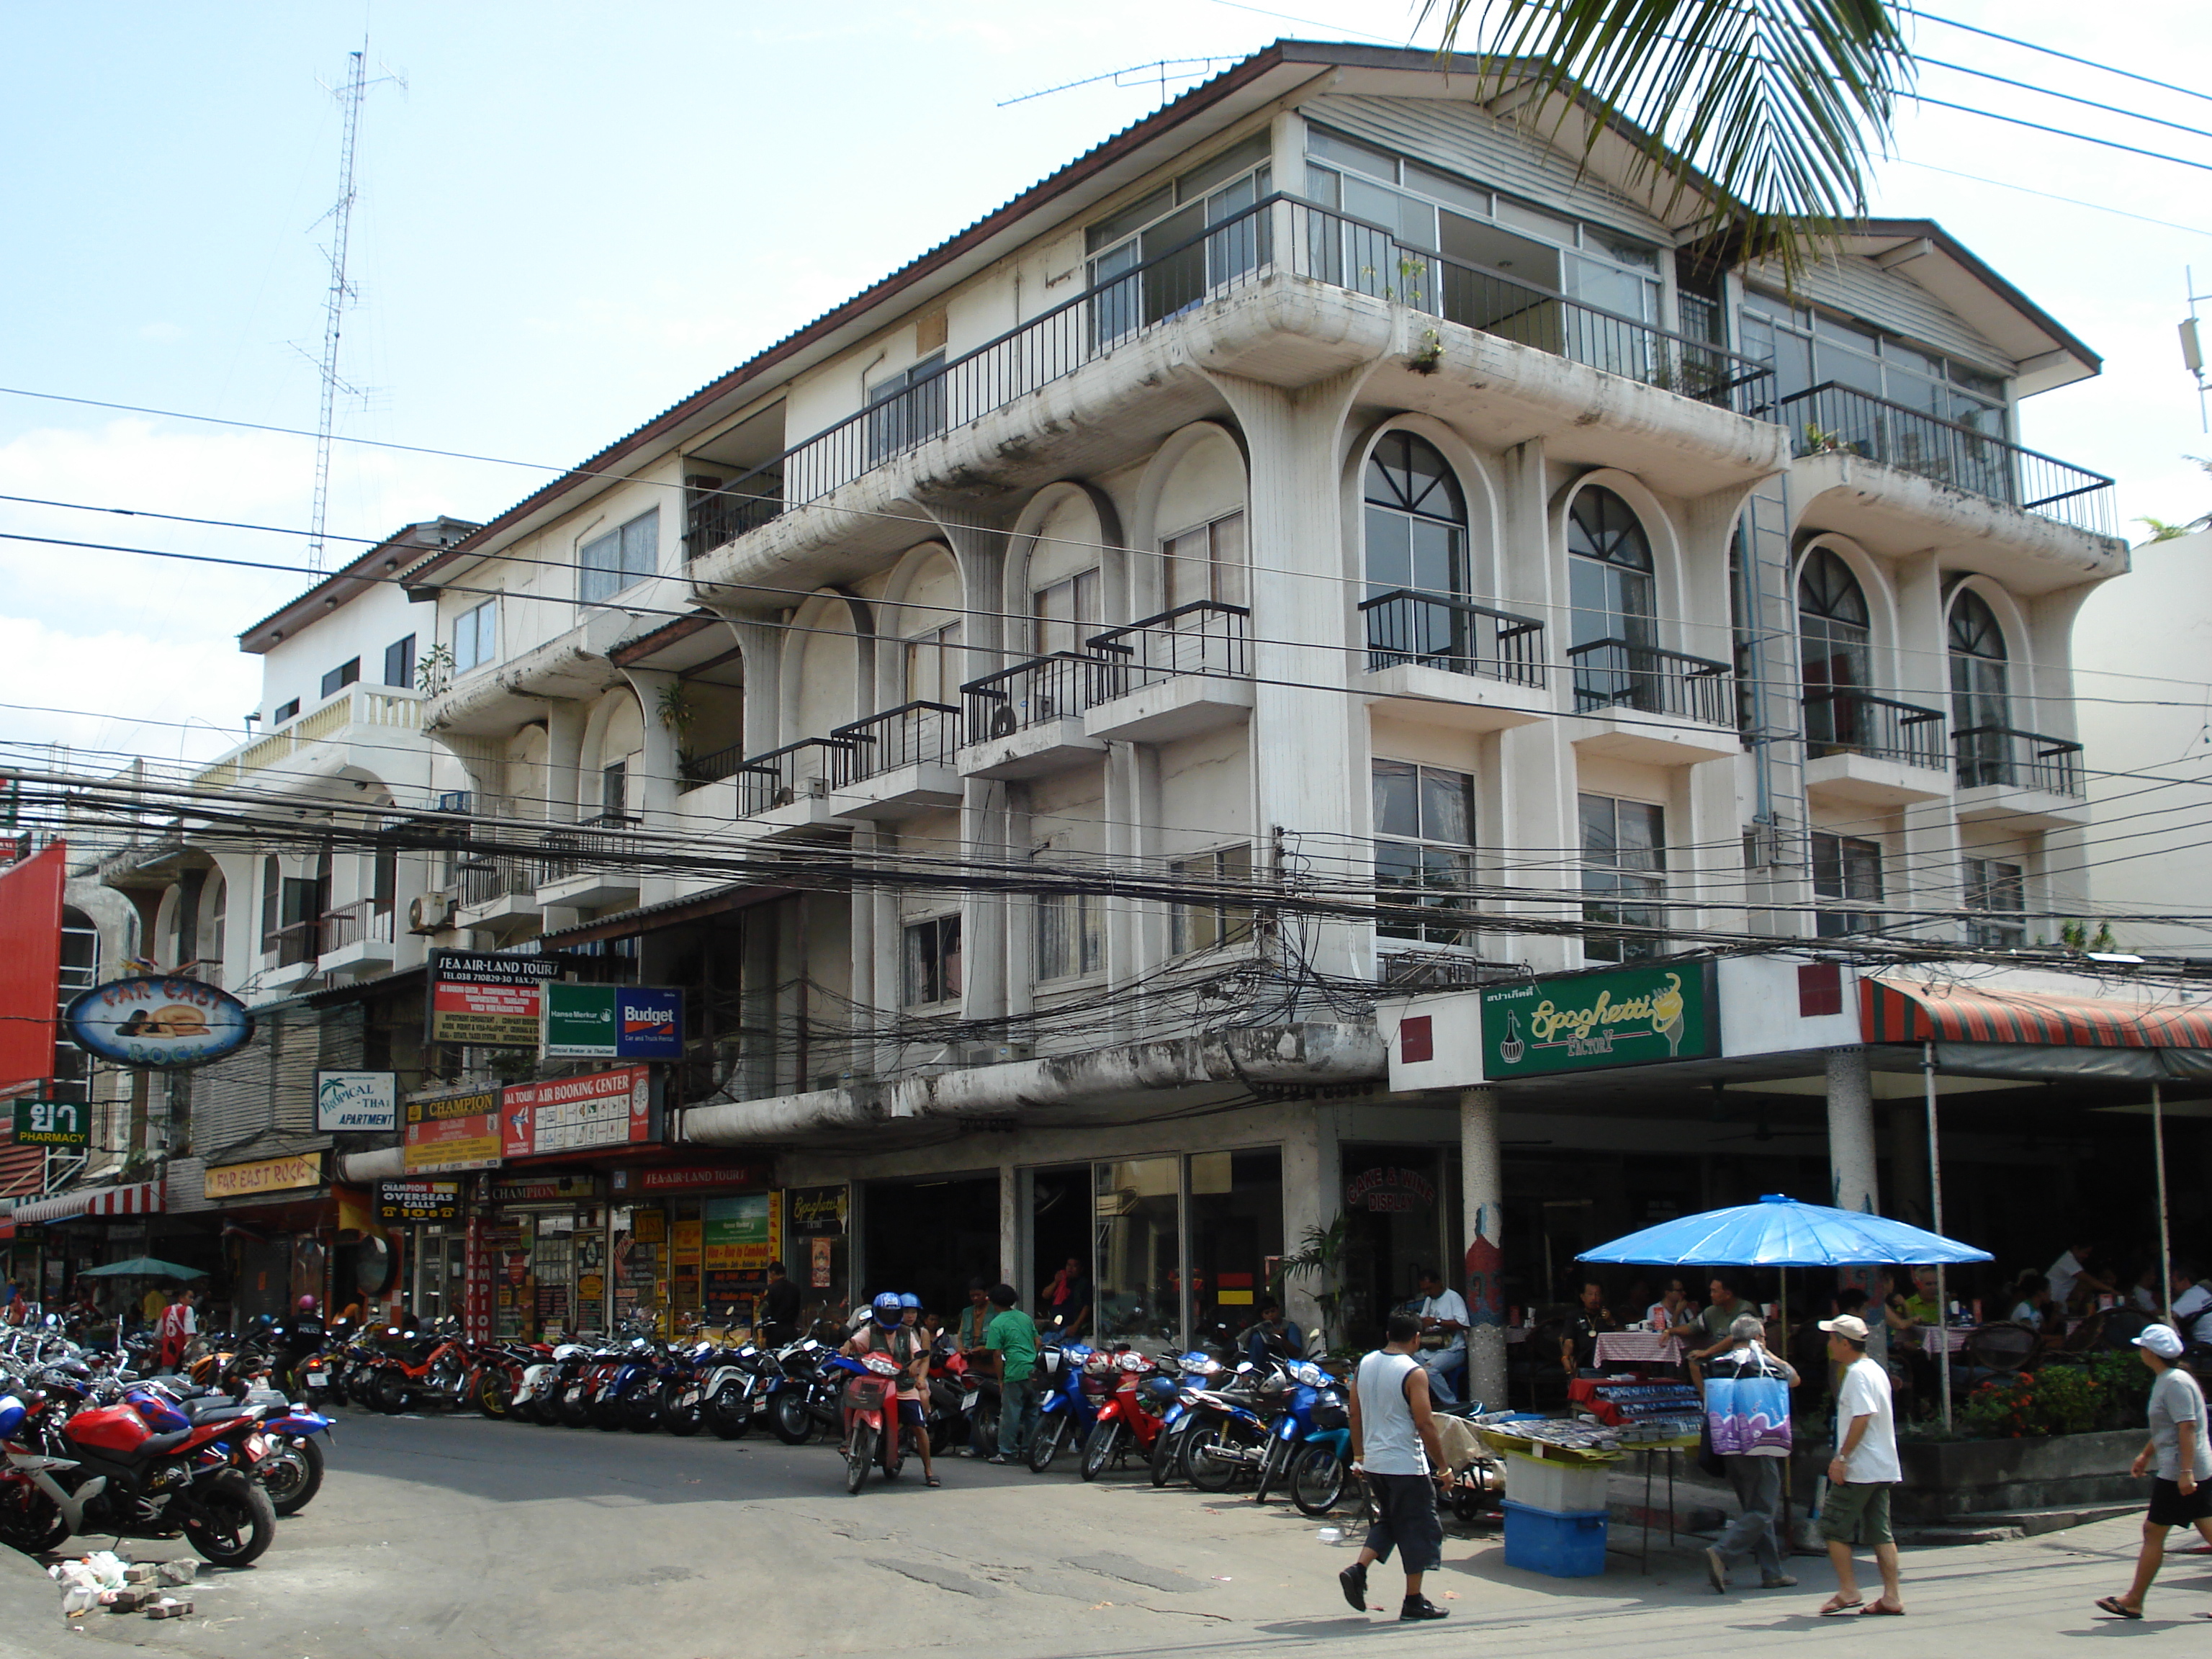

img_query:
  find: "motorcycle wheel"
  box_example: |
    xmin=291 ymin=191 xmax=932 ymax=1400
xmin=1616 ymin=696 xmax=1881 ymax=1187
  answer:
xmin=372 ymin=1368 xmax=410 ymax=1416
xmin=181 ymin=1470 xmax=277 ymax=1568
xmin=705 ymin=1388 xmax=752 ymax=1441
xmin=1182 ymin=1421 xmax=1246 ymax=1493
xmin=590 ymin=1390 xmax=628 ymax=1431
xmin=345 ymin=1367 xmax=375 ymax=1409
xmin=557 ymin=1382 xmax=595 ymax=1429
xmin=662 ymin=1381 xmax=703 ymax=1438
xmin=971 ymin=1401 xmax=998 ymax=1457
xmin=1080 ymin=1420 xmax=1121 ymax=1482
xmin=476 ymin=1370 xmax=511 ymax=1419
xmin=621 ymin=1377 xmax=662 ymax=1434
xmin=260 ymin=1436 xmax=325 ymax=1517
xmin=1288 ymin=1444 xmax=1347 ymax=1517
xmin=1026 ymin=1414 xmax=1066 ymax=1475
xmin=845 ymin=1424 xmax=876 ymax=1496
xmin=881 ymin=1421 xmax=904 ymax=1480
xmin=0 ymin=1485 xmax=69 ymax=1554
xmin=769 ymin=1390 xmax=813 ymax=1446
xmin=1149 ymin=1421 xmax=1184 ymax=1488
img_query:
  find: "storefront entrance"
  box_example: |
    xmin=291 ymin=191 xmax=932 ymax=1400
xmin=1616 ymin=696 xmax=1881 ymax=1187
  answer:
xmin=860 ymin=1174 xmax=997 ymax=1321
xmin=1339 ymin=1144 xmax=1458 ymax=1349
xmin=408 ymin=1227 xmax=467 ymax=1325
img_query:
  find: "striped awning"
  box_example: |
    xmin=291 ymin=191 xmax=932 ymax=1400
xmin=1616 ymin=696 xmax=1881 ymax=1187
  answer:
xmin=1863 ymin=976 xmax=2212 ymax=1048
xmin=8 ymin=1180 xmax=166 ymax=1225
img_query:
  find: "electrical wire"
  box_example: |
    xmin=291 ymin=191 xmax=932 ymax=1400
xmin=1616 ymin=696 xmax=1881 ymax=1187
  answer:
xmin=1901 ymin=8 xmax=2212 ymax=108
xmin=1916 ymin=55 xmax=2212 ymax=148
xmin=1903 ymin=95 xmax=2212 ymax=175
xmin=1886 ymin=158 xmax=2212 ymax=241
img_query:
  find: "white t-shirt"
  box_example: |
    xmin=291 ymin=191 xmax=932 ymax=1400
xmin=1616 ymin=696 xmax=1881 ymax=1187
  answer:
xmin=2174 ymin=1284 xmax=2212 ymax=1343
xmin=1834 ymin=1354 xmax=1901 ymax=1485
xmin=1419 ymin=1290 xmax=1470 ymax=1353
xmin=2010 ymin=1300 xmax=2041 ymax=1326
xmin=2046 ymin=1251 xmax=2084 ymax=1307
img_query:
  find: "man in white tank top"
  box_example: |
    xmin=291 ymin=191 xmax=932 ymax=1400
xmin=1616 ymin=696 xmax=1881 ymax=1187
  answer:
xmin=1340 ymin=1311 xmax=1452 ymax=1621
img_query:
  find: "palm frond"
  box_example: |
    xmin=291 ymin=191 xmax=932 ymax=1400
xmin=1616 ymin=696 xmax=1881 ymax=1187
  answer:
xmin=1419 ymin=0 xmax=1913 ymax=273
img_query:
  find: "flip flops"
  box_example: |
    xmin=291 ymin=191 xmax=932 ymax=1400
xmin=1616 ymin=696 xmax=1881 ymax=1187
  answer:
xmin=2095 ymin=1597 xmax=2142 ymax=1621
xmin=1817 ymin=1596 xmax=1864 ymax=1617
xmin=1861 ymin=1602 xmax=1907 ymax=1616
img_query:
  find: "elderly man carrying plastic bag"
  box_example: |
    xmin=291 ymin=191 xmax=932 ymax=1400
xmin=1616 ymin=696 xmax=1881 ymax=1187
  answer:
xmin=1701 ymin=1310 xmax=1800 ymax=1593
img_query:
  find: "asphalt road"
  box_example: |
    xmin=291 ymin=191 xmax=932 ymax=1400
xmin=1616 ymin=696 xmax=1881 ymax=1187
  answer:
xmin=6 ymin=1409 xmax=2206 ymax=1659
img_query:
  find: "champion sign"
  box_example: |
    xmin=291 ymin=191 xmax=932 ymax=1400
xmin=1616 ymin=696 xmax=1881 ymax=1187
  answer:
xmin=540 ymin=984 xmax=683 ymax=1061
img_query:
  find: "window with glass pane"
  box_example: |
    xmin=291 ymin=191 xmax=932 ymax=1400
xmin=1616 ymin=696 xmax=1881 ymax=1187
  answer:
xmin=1567 ymin=487 xmax=1657 ymax=711
xmin=1375 ymin=760 xmax=1477 ymax=945
xmin=1580 ymin=793 xmax=1665 ymax=961
xmin=1164 ymin=511 xmax=1248 ymax=611
xmin=1963 ymin=857 xmax=2026 ymax=949
xmin=1363 ymin=433 xmax=1469 ymax=668
xmin=1187 ymin=1148 xmax=1282 ymax=1344
xmin=1094 ymin=1156 xmax=1179 ymax=1343
xmin=580 ymin=510 xmax=660 ymax=604
xmin=1171 ymin=844 xmax=1254 ymax=955
xmin=903 ymin=914 xmax=962 ymax=1005
xmin=1032 ymin=569 xmax=1101 ymax=655
xmin=454 ymin=598 xmax=498 ymax=673
xmin=904 ymin=622 xmax=963 ymax=706
xmin=1948 ymin=590 xmax=2010 ymax=786
xmin=1812 ymin=831 xmax=1884 ymax=935
xmin=1035 ymin=888 xmax=1103 ymax=981
xmin=1799 ymin=547 xmax=1872 ymax=750
xmin=1086 ymin=140 xmax=1270 ymax=346
xmin=865 ymin=355 xmax=947 ymax=462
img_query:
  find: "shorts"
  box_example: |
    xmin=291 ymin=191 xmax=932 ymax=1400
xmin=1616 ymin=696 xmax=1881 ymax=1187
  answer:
xmin=2148 ymin=1478 xmax=2212 ymax=1529
xmin=1819 ymin=1481 xmax=1894 ymax=1547
xmin=899 ymin=1399 xmax=925 ymax=1426
xmin=1361 ymin=1470 xmax=1444 ymax=1574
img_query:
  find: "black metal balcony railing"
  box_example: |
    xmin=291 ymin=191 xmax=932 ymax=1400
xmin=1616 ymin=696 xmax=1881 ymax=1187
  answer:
xmin=733 ymin=738 xmax=854 ymax=818
xmin=1086 ymin=602 xmax=1251 ymax=701
xmin=269 ymin=920 xmax=319 ymax=969
xmin=318 ymin=899 xmax=396 ymax=955
xmin=1360 ymin=589 xmax=1546 ymax=687
xmin=683 ymin=194 xmax=1777 ymax=565
xmin=1568 ymin=638 xmax=1737 ymax=726
xmin=455 ymin=854 xmax=536 ymax=910
xmin=961 ymin=653 xmax=1101 ymax=742
xmin=1954 ymin=725 xmax=2085 ymax=795
xmin=536 ymin=814 xmax=639 ymax=885
xmin=1779 ymin=382 xmax=2116 ymax=538
xmin=830 ymin=701 xmax=961 ymax=785
xmin=680 ymin=740 xmax=749 ymax=791
xmin=1804 ymin=688 xmax=1948 ymax=770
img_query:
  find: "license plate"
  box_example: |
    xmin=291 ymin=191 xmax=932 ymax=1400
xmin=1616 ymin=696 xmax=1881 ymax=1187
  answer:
xmin=305 ymin=1373 xmax=329 ymax=1388
xmin=680 ymin=1390 xmax=698 ymax=1407
xmin=961 ymin=1395 xmax=978 ymax=1413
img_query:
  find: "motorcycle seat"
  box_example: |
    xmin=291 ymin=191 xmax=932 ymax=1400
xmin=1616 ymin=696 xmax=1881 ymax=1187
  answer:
xmin=183 ymin=1401 xmax=256 ymax=1425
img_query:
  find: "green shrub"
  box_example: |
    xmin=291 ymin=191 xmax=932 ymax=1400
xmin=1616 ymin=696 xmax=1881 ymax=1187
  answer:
xmin=1961 ymin=1362 xmax=2105 ymax=1439
xmin=2082 ymin=1351 xmax=2153 ymax=1429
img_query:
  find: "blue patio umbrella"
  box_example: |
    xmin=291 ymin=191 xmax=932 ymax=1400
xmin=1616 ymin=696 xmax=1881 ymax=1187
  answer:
xmin=1575 ymin=1194 xmax=1992 ymax=1269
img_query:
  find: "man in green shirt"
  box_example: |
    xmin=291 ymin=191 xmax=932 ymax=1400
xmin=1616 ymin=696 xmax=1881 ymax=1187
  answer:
xmin=983 ymin=1282 xmax=1039 ymax=1464
xmin=1694 ymin=1274 xmax=1749 ymax=1362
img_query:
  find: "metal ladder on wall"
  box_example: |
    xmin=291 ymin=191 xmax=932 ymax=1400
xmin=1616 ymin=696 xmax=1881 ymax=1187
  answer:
xmin=1736 ymin=473 xmax=1811 ymax=931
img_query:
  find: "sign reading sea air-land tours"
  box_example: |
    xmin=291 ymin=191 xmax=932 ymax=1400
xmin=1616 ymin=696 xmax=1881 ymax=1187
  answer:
xmin=500 ymin=1066 xmax=657 ymax=1159
xmin=13 ymin=1097 xmax=88 ymax=1147
xmin=377 ymin=1179 xmax=462 ymax=1223
xmin=540 ymin=984 xmax=684 ymax=1061
xmin=404 ymin=1087 xmax=503 ymax=1174
xmin=1478 ymin=961 xmax=1719 ymax=1079
xmin=65 ymin=977 xmax=253 ymax=1069
xmin=315 ymin=1069 xmax=398 ymax=1131
xmin=424 ymin=950 xmax=565 ymax=1048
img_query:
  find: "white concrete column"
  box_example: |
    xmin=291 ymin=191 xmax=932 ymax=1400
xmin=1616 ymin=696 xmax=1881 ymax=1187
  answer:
xmin=999 ymin=1163 xmax=1018 ymax=1287
xmin=1460 ymin=1087 xmax=1508 ymax=1411
xmin=620 ymin=667 xmax=681 ymax=828
xmin=1825 ymin=1047 xmax=1880 ymax=1215
xmin=1280 ymin=1104 xmax=1343 ymax=1343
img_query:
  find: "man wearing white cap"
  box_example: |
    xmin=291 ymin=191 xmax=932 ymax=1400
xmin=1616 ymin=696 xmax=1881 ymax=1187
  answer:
xmin=2095 ymin=1322 xmax=2212 ymax=1619
xmin=1815 ymin=1313 xmax=1904 ymax=1616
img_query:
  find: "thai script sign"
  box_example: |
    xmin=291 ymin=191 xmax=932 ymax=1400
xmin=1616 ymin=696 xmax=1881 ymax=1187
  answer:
xmin=65 ymin=977 xmax=253 ymax=1069
xmin=13 ymin=1097 xmax=88 ymax=1148
xmin=1478 ymin=961 xmax=1719 ymax=1078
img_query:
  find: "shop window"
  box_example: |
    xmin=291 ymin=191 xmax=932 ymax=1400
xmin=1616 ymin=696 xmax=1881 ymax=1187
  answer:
xmin=580 ymin=509 xmax=660 ymax=604
xmin=1094 ymin=1156 xmax=1179 ymax=1342
xmin=1812 ymin=831 xmax=1884 ymax=936
xmin=903 ymin=913 xmax=962 ymax=1005
xmin=1170 ymin=844 xmax=1254 ymax=955
xmin=1035 ymin=889 xmax=1102 ymax=981
xmin=1964 ymin=856 xmax=2026 ymax=949
xmin=1374 ymin=760 xmax=1476 ymax=945
xmin=1187 ymin=1148 xmax=1283 ymax=1349
xmin=1580 ymin=793 xmax=1665 ymax=962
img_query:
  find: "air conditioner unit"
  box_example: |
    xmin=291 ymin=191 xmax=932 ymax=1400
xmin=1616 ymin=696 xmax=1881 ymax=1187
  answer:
xmin=433 ymin=790 xmax=473 ymax=814
xmin=408 ymin=891 xmax=457 ymax=935
xmin=956 ymin=1042 xmax=1032 ymax=1069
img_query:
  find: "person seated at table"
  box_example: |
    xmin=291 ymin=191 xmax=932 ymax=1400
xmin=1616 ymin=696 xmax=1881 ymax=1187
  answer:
xmin=2011 ymin=1271 xmax=2058 ymax=1335
xmin=1411 ymin=1267 xmax=1470 ymax=1405
xmin=2165 ymin=1262 xmax=2212 ymax=1349
xmin=1691 ymin=1275 xmax=1751 ymax=1362
xmin=2048 ymin=1235 xmax=2119 ymax=1314
xmin=1901 ymin=1267 xmax=1943 ymax=1326
xmin=2131 ymin=1262 xmax=2164 ymax=1315
xmin=1645 ymin=1277 xmax=1700 ymax=1339
xmin=1560 ymin=1278 xmax=1620 ymax=1377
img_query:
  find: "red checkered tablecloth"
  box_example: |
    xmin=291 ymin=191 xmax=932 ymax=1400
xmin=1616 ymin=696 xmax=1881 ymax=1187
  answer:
xmin=1593 ymin=1331 xmax=1685 ymax=1366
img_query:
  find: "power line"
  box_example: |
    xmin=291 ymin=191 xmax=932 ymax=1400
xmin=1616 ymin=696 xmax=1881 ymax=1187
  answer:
xmin=1902 ymin=8 xmax=2212 ymax=109
xmin=1905 ymin=94 xmax=2212 ymax=175
xmin=1917 ymin=54 xmax=2212 ymax=147
xmin=1887 ymin=158 xmax=2212 ymax=241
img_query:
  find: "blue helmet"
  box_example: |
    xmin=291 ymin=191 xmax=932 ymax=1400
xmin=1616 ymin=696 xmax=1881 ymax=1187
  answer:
xmin=871 ymin=1292 xmax=904 ymax=1327
xmin=898 ymin=1292 xmax=921 ymax=1311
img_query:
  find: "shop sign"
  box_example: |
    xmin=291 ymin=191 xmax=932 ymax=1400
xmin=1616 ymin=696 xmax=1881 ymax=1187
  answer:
xmin=500 ymin=1066 xmax=655 ymax=1159
xmin=204 ymin=1153 xmax=322 ymax=1200
xmin=13 ymin=1097 xmax=89 ymax=1148
xmin=786 ymin=1184 xmax=848 ymax=1238
xmin=315 ymin=1070 xmax=397 ymax=1132
xmin=702 ymin=1192 xmax=780 ymax=1303
xmin=540 ymin=984 xmax=684 ymax=1061
xmin=809 ymin=1236 xmax=833 ymax=1289
xmin=403 ymin=1088 xmax=502 ymax=1174
xmin=64 ymin=977 xmax=253 ymax=1070
xmin=424 ymin=951 xmax=567 ymax=1048
xmin=614 ymin=1164 xmax=769 ymax=1195
xmin=377 ymin=1179 xmax=462 ymax=1223
xmin=487 ymin=1172 xmax=598 ymax=1205
xmin=1478 ymin=961 xmax=1719 ymax=1079
xmin=1346 ymin=1166 xmax=1437 ymax=1213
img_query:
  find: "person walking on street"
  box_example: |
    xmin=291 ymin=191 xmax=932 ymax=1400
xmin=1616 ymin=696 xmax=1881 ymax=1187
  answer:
xmin=1339 ymin=1312 xmax=1452 ymax=1622
xmin=1701 ymin=1313 xmax=1800 ymax=1593
xmin=1816 ymin=1313 xmax=1905 ymax=1616
xmin=2095 ymin=1323 xmax=2212 ymax=1619
xmin=983 ymin=1283 xmax=1039 ymax=1465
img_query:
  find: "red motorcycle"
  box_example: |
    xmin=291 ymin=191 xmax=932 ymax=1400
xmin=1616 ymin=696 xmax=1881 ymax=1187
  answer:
xmin=833 ymin=1352 xmax=906 ymax=1496
xmin=1080 ymin=1350 xmax=1168 ymax=1480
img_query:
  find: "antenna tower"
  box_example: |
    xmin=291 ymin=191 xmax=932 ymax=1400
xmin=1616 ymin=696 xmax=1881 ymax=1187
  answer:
xmin=308 ymin=43 xmax=372 ymax=574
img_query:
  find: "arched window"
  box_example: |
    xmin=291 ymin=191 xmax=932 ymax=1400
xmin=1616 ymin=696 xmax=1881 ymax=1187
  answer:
xmin=1949 ymin=588 xmax=2010 ymax=786
xmin=1799 ymin=547 xmax=1871 ymax=750
xmin=1363 ymin=433 xmax=1466 ymax=598
xmin=1566 ymin=486 xmax=1656 ymax=709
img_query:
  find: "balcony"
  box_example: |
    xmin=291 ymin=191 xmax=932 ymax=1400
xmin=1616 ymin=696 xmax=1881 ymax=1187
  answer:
xmin=1802 ymin=689 xmax=1951 ymax=806
xmin=1082 ymin=603 xmax=1255 ymax=742
xmin=535 ymin=814 xmax=642 ymax=910
xmin=683 ymin=194 xmax=1775 ymax=570
xmin=1780 ymin=382 xmax=2116 ymax=539
xmin=1953 ymin=726 xmax=2087 ymax=828
xmin=1359 ymin=589 xmax=1552 ymax=732
xmin=828 ymin=703 xmax=963 ymax=819
xmin=680 ymin=740 xmax=750 ymax=792
xmin=734 ymin=738 xmax=860 ymax=835
xmin=454 ymin=853 xmax=542 ymax=930
xmin=316 ymin=899 xmax=397 ymax=973
xmin=958 ymin=654 xmax=1109 ymax=779
xmin=1566 ymin=639 xmax=1739 ymax=762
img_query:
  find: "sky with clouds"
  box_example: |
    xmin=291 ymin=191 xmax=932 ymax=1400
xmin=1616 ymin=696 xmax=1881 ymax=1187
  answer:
xmin=3 ymin=1 xmax=2208 ymax=775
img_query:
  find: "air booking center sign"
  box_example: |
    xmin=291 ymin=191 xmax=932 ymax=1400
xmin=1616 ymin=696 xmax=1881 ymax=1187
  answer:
xmin=1478 ymin=961 xmax=1719 ymax=1079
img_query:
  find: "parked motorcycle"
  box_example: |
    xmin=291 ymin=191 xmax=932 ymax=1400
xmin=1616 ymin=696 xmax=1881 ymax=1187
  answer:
xmin=1079 ymin=1349 xmax=1169 ymax=1480
xmin=1025 ymin=1341 xmax=1098 ymax=1474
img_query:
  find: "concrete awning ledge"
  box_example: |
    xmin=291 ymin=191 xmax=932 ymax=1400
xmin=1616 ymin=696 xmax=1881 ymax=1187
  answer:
xmin=680 ymin=1021 xmax=1386 ymax=1143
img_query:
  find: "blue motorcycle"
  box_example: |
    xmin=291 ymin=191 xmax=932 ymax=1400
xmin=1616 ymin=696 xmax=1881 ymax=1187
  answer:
xmin=256 ymin=1401 xmax=336 ymax=1515
xmin=1250 ymin=1361 xmax=1350 ymax=1514
xmin=1178 ymin=1359 xmax=1274 ymax=1492
xmin=1024 ymin=1341 xmax=1096 ymax=1473
xmin=1148 ymin=1352 xmax=1226 ymax=1487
